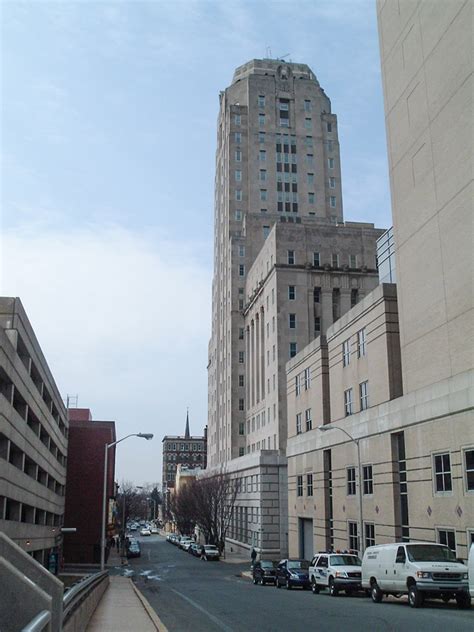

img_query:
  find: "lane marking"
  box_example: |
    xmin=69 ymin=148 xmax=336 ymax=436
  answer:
xmin=170 ymin=588 xmax=234 ymax=632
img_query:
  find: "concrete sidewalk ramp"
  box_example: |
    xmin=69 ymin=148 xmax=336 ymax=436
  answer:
xmin=86 ymin=576 xmax=166 ymax=632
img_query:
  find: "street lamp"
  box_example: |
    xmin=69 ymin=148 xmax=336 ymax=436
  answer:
xmin=101 ymin=433 xmax=153 ymax=570
xmin=318 ymin=425 xmax=364 ymax=555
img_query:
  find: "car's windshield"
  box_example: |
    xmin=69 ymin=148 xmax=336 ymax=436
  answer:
xmin=288 ymin=560 xmax=309 ymax=570
xmin=261 ymin=561 xmax=276 ymax=569
xmin=205 ymin=546 xmax=217 ymax=550
xmin=330 ymin=555 xmax=361 ymax=566
xmin=406 ymin=545 xmax=457 ymax=563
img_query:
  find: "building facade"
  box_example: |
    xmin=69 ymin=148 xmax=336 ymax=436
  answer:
xmin=286 ymin=0 xmax=473 ymax=561
xmin=162 ymin=414 xmax=207 ymax=492
xmin=207 ymin=59 xmax=385 ymax=557
xmin=63 ymin=408 xmax=116 ymax=565
xmin=0 ymin=297 xmax=68 ymax=569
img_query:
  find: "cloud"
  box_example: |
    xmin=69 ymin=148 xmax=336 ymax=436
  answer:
xmin=1 ymin=223 xmax=212 ymax=482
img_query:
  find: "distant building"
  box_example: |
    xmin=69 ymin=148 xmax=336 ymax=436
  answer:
xmin=175 ymin=464 xmax=202 ymax=493
xmin=161 ymin=412 xmax=207 ymax=493
xmin=0 ymin=297 xmax=68 ymax=570
xmin=63 ymin=408 xmax=116 ymax=565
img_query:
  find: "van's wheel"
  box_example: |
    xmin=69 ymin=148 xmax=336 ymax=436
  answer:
xmin=455 ymin=592 xmax=471 ymax=609
xmin=311 ymin=580 xmax=320 ymax=595
xmin=328 ymin=578 xmax=338 ymax=596
xmin=408 ymin=584 xmax=424 ymax=608
xmin=371 ymin=581 xmax=383 ymax=603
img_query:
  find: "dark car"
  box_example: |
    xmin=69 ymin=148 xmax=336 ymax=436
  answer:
xmin=189 ymin=543 xmax=200 ymax=556
xmin=127 ymin=542 xmax=141 ymax=558
xmin=253 ymin=560 xmax=277 ymax=585
xmin=275 ymin=559 xmax=311 ymax=590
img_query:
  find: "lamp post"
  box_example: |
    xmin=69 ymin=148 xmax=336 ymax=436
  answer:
xmin=101 ymin=433 xmax=153 ymax=571
xmin=318 ymin=425 xmax=364 ymax=555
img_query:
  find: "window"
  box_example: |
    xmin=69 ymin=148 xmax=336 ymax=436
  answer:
xmin=306 ymin=154 xmax=314 ymax=166
xmin=239 ymin=327 xmax=244 ymax=339
xmin=348 ymin=521 xmax=358 ymax=551
xmin=329 ymin=177 xmax=336 ymax=188
xmin=289 ymin=314 xmax=296 ymax=329
xmin=304 ymin=100 xmax=311 ymax=112
xmin=305 ymin=118 xmax=312 ymax=129
xmin=239 ymin=447 xmax=245 ymax=457
xmin=239 ymin=375 xmax=244 ymax=387
xmin=434 ymin=453 xmax=452 ymax=493
xmin=305 ymin=136 xmax=313 ymax=147
xmin=239 ymin=264 xmax=245 ymax=277
xmin=438 ymin=529 xmax=456 ymax=554
xmin=332 ymin=253 xmax=339 ymax=267
xmin=308 ymin=192 xmax=315 ymax=204
xmin=259 ymin=132 xmax=265 ymax=143
xmin=259 ymin=150 xmax=266 ymax=162
xmin=259 ymin=169 xmax=267 ymax=181
xmin=330 ymin=196 xmax=336 ymax=208
xmin=258 ymin=95 xmax=265 ymax=107
xmin=239 ymin=422 xmax=245 ymax=435
xmin=363 ymin=465 xmax=373 ymax=495
xmin=259 ymin=189 xmax=267 ymax=202
xmin=307 ymin=473 xmax=313 ymax=496
xmin=238 ymin=351 xmax=244 ymax=363
xmin=235 ymin=189 xmax=242 ymax=201
xmin=279 ymin=100 xmax=289 ymax=111
xmin=342 ymin=339 xmax=350 ymax=367
xmin=235 ymin=170 xmax=242 ymax=181
xmin=235 ymin=149 xmax=241 ymax=162
xmin=465 ymin=449 xmax=474 ymax=491
xmin=297 ymin=475 xmax=303 ymax=497
xmin=263 ymin=225 xmax=270 ymax=238
xmin=327 ymin=140 xmax=334 ymax=152
xmin=305 ymin=408 xmax=312 ymax=431
xmin=350 ymin=254 xmax=357 ymax=268
xmin=235 ymin=132 xmax=241 ymax=143
xmin=235 ymin=210 xmax=242 ymax=221
xmin=351 ymin=289 xmax=359 ymax=307
xmin=357 ymin=329 xmax=367 ymax=357
xmin=258 ymin=113 xmax=265 ymax=127
xmin=287 ymin=250 xmax=295 ymax=265
xmin=239 ymin=244 xmax=245 ymax=257
xmin=360 ymin=381 xmax=369 ymax=410
xmin=347 ymin=467 xmax=356 ymax=495
xmin=234 ymin=114 xmax=241 ymax=125
xmin=313 ymin=252 xmax=320 ymax=267
xmin=296 ymin=413 xmax=302 ymax=435
xmin=295 ymin=374 xmax=301 ymax=396
xmin=365 ymin=523 xmax=375 ymax=548
xmin=344 ymin=388 xmax=353 ymax=416
xmin=306 ymin=173 xmax=315 ymax=186
xmin=327 ymin=122 xmax=332 ymax=133
xmin=289 ymin=342 xmax=297 ymax=358
xmin=304 ymin=368 xmax=311 ymax=390
xmin=288 ymin=285 xmax=295 ymax=300
xmin=328 ymin=157 xmax=334 ymax=169
xmin=313 ymin=286 xmax=320 ymax=302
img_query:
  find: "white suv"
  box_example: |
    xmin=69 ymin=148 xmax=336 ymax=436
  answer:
xmin=309 ymin=553 xmax=363 ymax=596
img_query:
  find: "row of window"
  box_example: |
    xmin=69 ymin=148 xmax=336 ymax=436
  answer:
xmin=344 ymin=381 xmax=369 ymax=415
xmin=164 ymin=442 xmax=204 ymax=452
xmin=295 ymin=368 xmax=311 ymax=395
xmin=342 ymin=329 xmax=367 ymax=366
xmin=0 ymin=495 xmax=63 ymax=527
xmin=165 ymin=453 xmax=203 ymax=465
xmin=296 ymin=409 xmax=313 ymax=434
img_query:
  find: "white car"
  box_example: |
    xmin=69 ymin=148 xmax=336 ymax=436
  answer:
xmin=203 ymin=545 xmax=220 ymax=560
xmin=140 ymin=528 xmax=151 ymax=536
xmin=468 ymin=542 xmax=474 ymax=598
xmin=309 ymin=553 xmax=362 ymax=595
xmin=361 ymin=542 xmax=470 ymax=608
xmin=179 ymin=537 xmax=193 ymax=550
xmin=150 ymin=527 xmax=159 ymax=534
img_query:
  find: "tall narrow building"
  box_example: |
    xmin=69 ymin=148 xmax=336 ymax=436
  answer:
xmin=208 ymin=59 xmax=384 ymax=556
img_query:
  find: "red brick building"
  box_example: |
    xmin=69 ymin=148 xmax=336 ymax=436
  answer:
xmin=63 ymin=408 xmax=116 ymax=564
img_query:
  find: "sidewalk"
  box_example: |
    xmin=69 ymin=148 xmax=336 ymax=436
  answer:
xmin=86 ymin=576 xmax=165 ymax=631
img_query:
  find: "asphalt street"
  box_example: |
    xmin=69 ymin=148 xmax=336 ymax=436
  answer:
xmin=111 ymin=536 xmax=473 ymax=632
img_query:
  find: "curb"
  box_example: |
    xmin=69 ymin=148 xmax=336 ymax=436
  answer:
xmin=130 ymin=579 xmax=169 ymax=632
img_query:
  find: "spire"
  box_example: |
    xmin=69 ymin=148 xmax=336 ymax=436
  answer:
xmin=185 ymin=408 xmax=190 ymax=439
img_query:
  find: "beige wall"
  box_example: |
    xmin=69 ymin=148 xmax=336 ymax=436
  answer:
xmin=377 ymin=0 xmax=473 ymax=394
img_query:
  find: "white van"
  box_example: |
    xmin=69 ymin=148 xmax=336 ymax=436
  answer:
xmin=469 ymin=542 xmax=474 ymax=598
xmin=361 ymin=542 xmax=470 ymax=609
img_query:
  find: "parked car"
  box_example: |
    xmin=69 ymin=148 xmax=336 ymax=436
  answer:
xmin=309 ymin=552 xmax=362 ymax=596
xmin=140 ymin=528 xmax=151 ymax=536
xmin=253 ymin=560 xmax=277 ymax=585
xmin=203 ymin=545 xmax=220 ymax=561
xmin=189 ymin=543 xmax=200 ymax=556
xmin=361 ymin=542 xmax=470 ymax=608
xmin=150 ymin=527 xmax=159 ymax=534
xmin=275 ymin=559 xmax=311 ymax=590
xmin=127 ymin=542 xmax=141 ymax=558
xmin=179 ymin=537 xmax=193 ymax=550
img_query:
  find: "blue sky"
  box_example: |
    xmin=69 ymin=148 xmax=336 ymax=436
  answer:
xmin=1 ymin=0 xmax=391 ymax=485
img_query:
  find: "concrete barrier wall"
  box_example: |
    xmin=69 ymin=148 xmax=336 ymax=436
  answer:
xmin=63 ymin=576 xmax=109 ymax=632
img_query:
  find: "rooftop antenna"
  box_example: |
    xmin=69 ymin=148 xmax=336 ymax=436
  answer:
xmin=265 ymin=46 xmax=272 ymax=58
xmin=277 ymin=53 xmax=291 ymax=61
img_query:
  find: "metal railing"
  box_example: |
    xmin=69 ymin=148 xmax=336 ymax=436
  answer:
xmin=21 ymin=610 xmax=51 ymax=632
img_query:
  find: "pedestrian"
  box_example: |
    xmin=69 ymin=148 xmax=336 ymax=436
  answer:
xmin=251 ymin=548 xmax=257 ymax=568
xmin=200 ymin=545 xmax=207 ymax=561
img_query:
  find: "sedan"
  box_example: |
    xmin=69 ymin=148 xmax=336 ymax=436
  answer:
xmin=203 ymin=545 xmax=220 ymax=561
xmin=253 ymin=561 xmax=277 ymax=585
xmin=140 ymin=528 xmax=151 ymax=536
xmin=189 ymin=543 xmax=201 ymax=556
xmin=276 ymin=559 xmax=311 ymax=590
xmin=127 ymin=543 xmax=141 ymax=558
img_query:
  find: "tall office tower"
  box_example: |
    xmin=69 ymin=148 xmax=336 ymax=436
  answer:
xmin=208 ymin=59 xmax=383 ymax=556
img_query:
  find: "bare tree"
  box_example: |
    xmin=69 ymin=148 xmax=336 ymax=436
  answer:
xmin=169 ymin=483 xmax=195 ymax=535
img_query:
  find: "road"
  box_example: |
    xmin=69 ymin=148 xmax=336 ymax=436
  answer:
xmin=111 ymin=535 xmax=473 ymax=632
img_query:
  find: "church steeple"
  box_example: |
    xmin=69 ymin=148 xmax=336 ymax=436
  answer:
xmin=184 ymin=408 xmax=190 ymax=439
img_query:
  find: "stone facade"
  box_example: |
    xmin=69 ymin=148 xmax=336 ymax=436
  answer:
xmin=0 ymin=297 xmax=68 ymax=567
xmin=162 ymin=414 xmax=207 ymax=492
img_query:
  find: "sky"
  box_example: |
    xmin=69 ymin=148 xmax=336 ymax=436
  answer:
xmin=1 ymin=0 xmax=391 ymax=486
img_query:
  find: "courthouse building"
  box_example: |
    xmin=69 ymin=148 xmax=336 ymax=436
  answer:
xmin=286 ymin=0 xmax=473 ymax=560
